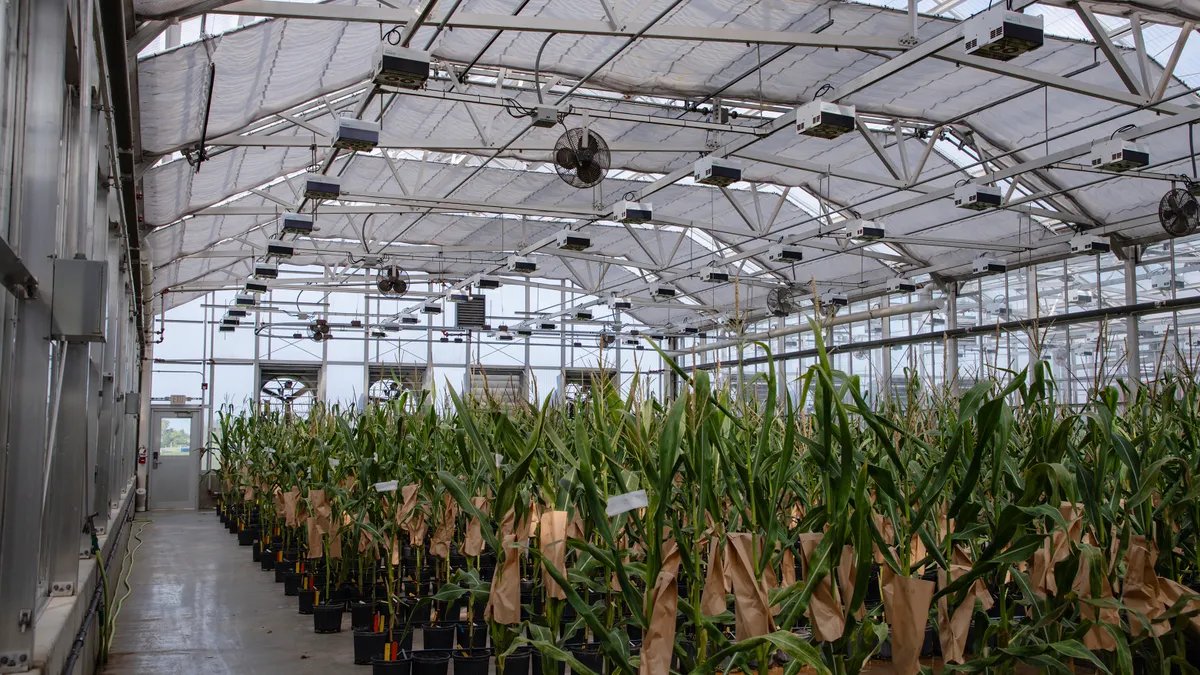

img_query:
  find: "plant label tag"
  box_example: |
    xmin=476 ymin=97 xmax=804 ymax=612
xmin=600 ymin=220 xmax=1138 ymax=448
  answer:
xmin=265 ymin=447 xmax=275 ymax=454
xmin=329 ymin=458 xmax=340 ymax=468
xmin=494 ymin=453 xmax=504 ymax=468
xmin=375 ymin=480 xmax=399 ymax=493
xmin=605 ymin=490 xmax=648 ymax=517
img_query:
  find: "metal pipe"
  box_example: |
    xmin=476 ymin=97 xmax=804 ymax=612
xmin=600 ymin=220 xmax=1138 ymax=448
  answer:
xmin=709 ymin=294 xmax=1200 ymax=370
xmin=671 ymin=298 xmax=943 ymax=356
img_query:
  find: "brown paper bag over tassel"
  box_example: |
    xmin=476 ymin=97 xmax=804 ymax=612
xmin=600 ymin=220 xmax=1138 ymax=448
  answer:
xmin=1031 ymin=502 xmax=1082 ymax=597
xmin=1159 ymin=578 xmax=1200 ymax=640
xmin=273 ymin=488 xmax=286 ymax=517
xmin=390 ymin=535 xmax=402 ymax=566
xmin=307 ymin=490 xmax=331 ymax=559
xmin=359 ymin=515 xmax=375 ymax=555
xmin=1073 ymin=548 xmax=1118 ymax=651
xmin=1125 ymin=535 xmax=1167 ymax=637
xmin=398 ymin=484 xmax=420 ymax=526
xmin=782 ymin=548 xmax=797 ymax=587
xmin=937 ymin=547 xmax=991 ymax=664
xmin=798 ymin=533 xmax=845 ymax=642
xmin=872 ymin=513 xmax=894 ymax=564
xmin=640 ymin=538 xmax=680 ymax=675
xmin=838 ymin=544 xmax=865 ymax=621
xmin=882 ymin=571 xmax=935 ymax=675
xmin=700 ymin=536 xmax=728 ymax=616
xmin=726 ymin=533 xmax=775 ymax=639
xmin=283 ymin=488 xmax=300 ymax=526
xmin=541 ymin=510 xmax=569 ymax=600
xmin=430 ymin=494 xmax=458 ymax=558
xmin=328 ymin=515 xmax=344 ymax=559
xmin=485 ymin=510 xmax=522 ymax=625
xmin=408 ymin=512 xmax=428 ymax=547
xmin=566 ymin=511 xmax=585 ymax=541
xmin=463 ymin=497 xmax=488 ymax=557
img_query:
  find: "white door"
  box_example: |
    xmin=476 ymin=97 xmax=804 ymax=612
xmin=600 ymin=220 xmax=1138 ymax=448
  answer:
xmin=149 ymin=408 xmax=202 ymax=510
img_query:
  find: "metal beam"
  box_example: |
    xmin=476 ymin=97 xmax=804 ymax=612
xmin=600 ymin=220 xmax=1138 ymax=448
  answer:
xmin=1075 ymin=3 xmax=1146 ymax=97
xmin=195 ymin=133 xmax=717 ymax=152
xmin=1153 ymin=22 xmax=1194 ymax=102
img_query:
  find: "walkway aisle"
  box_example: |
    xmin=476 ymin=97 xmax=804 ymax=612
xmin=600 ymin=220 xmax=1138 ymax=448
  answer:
xmin=103 ymin=510 xmax=354 ymax=674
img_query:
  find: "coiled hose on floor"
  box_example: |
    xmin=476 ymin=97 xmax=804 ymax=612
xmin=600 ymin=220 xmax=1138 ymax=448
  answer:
xmin=100 ymin=519 xmax=152 ymax=661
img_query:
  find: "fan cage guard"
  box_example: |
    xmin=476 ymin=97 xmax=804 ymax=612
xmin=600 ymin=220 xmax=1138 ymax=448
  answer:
xmin=554 ymin=128 xmax=611 ymax=188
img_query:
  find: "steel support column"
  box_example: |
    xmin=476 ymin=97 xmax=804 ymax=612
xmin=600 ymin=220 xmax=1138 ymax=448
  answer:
xmin=945 ymin=287 xmax=959 ymax=395
xmin=1125 ymin=254 xmax=1141 ymax=389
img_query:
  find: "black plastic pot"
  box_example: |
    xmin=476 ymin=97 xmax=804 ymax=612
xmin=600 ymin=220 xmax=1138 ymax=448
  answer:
xmin=313 ymin=602 xmax=344 ymax=634
xmin=251 ymin=544 xmax=262 ymax=562
xmin=275 ymin=562 xmax=289 ymax=584
xmin=284 ymin=573 xmax=303 ymax=596
xmin=530 ymin=652 xmax=565 ymax=675
xmin=454 ymin=622 xmax=487 ymax=650
xmin=919 ymin=624 xmax=939 ymax=658
xmin=569 ymin=644 xmax=603 ymax=674
xmin=453 ymin=651 xmax=490 ymax=675
xmin=351 ymin=600 xmax=376 ymax=631
xmin=298 ymin=589 xmax=318 ymax=615
xmin=355 ymin=631 xmax=387 ymax=665
xmin=238 ymin=528 xmax=258 ymax=546
xmin=421 ymin=624 xmax=454 ymax=650
xmin=260 ymin=549 xmax=274 ymax=571
xmin=498 ymin=646 xmax=531 ymax=675
xmin=412 ymin=651 xmax=450 ymax=675
xmin=373 ymin=654 xmax=413 ymax=675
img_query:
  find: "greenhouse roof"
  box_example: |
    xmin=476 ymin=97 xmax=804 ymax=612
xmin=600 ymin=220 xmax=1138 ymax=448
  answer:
xmin=133 ymin=0 xmax=1200 ymax=330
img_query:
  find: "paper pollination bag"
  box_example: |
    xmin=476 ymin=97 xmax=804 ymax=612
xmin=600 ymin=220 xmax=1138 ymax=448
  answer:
xmin=639 ymin=538 xmax=680 ymax=675
xmin=1072 ymin=545 xmax=1118 ymax=651
xmin=462 ymin=496 xmax=489 ymax=557
xmin=837 ymin=544 xmax=865 ymax=621
xmin=797 ymin=532 xmax=845 ymax=642
xmin=937 ymin=546 xmax=993 ymax=663
xmin=1031 ymin=502 xmax=1082 ymax=597
xmin=541 ymin=510 xmax=570 ymax=600
xmin=307 ymin=489 xmax=331 ymax=559
xmin=485 ymin=509 xmax=522 ymax=625
xmin=397 ymin=483 xmax=420 ymax=526
xmin=429 ymin=493 xmax=458 ymax=558
xmin=283 ymin=487 xmax=301 ymax=526
xmin=1124 ymin=535 xmax=1167 ymax=637
xmin=726 ymin=533 xmax=775 ymax=640
xmin=700 ymin=535 xmax=728 ymax=616
xmin=881 ymin=565 xmax=935 ymax=675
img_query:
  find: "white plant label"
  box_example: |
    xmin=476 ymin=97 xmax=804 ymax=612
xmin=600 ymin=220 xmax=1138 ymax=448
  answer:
xmin=265 ymin=447 xmax=275 ymax=455
xmin=495 ymin=453 xmax=504 ymax=468
xmin=374 ymin=480 xmax=399 ymax=493
xmin=605 ymin=489 xmax=648 ymax=517
xmin=329 ymin=458 xmax=340 ymax=468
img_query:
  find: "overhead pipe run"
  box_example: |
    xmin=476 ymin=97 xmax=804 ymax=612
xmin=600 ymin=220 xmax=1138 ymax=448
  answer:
xmin=668 ymin=298 xmax=944 ymax=356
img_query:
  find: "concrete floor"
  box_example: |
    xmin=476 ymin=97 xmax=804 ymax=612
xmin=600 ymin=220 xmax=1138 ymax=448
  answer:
xmin=102 ymin=510 xmax=359 ymax=674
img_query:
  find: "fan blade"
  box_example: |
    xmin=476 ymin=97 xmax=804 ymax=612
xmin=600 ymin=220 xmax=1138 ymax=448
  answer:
xmin=584 ymin=130 xmax=599 ymax=153
xmin=577 ymin=162 xmax=604 ymax=185
xmin=292 ymin=387 xmax=312 ymax=399
xmin=556 ymin=147 xmax=578 ymax=170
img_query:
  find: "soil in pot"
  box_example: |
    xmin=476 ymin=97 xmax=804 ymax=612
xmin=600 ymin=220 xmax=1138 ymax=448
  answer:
xmin=298 ymin=588 xmax=318 ymax=615
xmin=422 ymin=623 xmax=455 ymax=650
xmin=569 ymin=644 xmax=603 ymax=674
xmin=454 ymin=622 xmax=487 ymax=650
xmin=498 ymin=646 xmax=531 ymax=675
xmin=313 ymin=602 xmax=345 ymax=634
xmin=412 ymin=650 xmax=450 ymax=675
xmin=452 ymin=650 xmax=490 ymax=675
xmin=355 ymin=631 xmax=388 ymax=665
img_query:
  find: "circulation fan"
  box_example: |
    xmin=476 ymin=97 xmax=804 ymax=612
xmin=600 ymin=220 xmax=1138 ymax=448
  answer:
xmin=1159 ymin=187 xmax=1200 ymax=237
xmin=376 ymin=266 xmax=409 ymax=296
xmin=766 ymin=287 xmax=800 ymax=318
xmin=554 ymin=128 xmax=610 ymax=188
xmin=597 ymin=332 xmax=616 ymax=348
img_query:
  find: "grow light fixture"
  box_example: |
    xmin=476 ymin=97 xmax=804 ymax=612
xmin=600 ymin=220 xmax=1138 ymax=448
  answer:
xmin=539 ymin=322 xmax=557 ymax=330
xmin=219 ymin=325 xmax=236 ymax=333
xmin=795 ymin=100 xmax=856 ymax=139
xmin=382 ymin=323 xmax=400 ymax=332
xmin=332 ymin=117 xmax=380 ymax=152
xmin=476 ymin=277 xmax=501 ymax=290
xmin=448 ymin=292 xmax=470 ymax=303
xmin=422 ymin=302 xmax=442 ymax=315
xmin=887 ymin=277 xmax=917 ymax=294
xmin=375 ymin=45 xmax=430 ymax=89
xmin=651 ymin=285 xmax=677 ymax=301
xmin=574 ymin=309 xmax=594 ymax=321
xmin=1070 ymin=234 xmax=1110 ymax=255
xmin=222 ymin=317 xmax=240 ymax=327
xmin=699 ymin=265 xmax=730 ymax=283
xmin=226 ymin=308 xmax=248 ymax=318
xmin=847 ymin=219 xmax=885 ymax=241
xmin=234 ymin=293 xmax=257 ymax=307
xmin=253 ymin=262 xmax=279 ymax=279
xmin=615 ymin=200 xmax=652 ymax=224
xmin=767 ymin=244 xmax=803 ymax=263
xmin=964 ymin=9 xmax=1043 ymax=62
xmin=507 ymin=255 xmax=537 ymax=274
xmin=266 ymin=238 xmax=294 ymax=258
xmin=572 ymin=341 xmax=583 ymax=348
xmin=623 ymin=338 xmax=639 ymax=346
xmin=281 ymin=212 xmax=314 ymax=235
xmin=972 ymin=255 xmax=1007 ymax=275
xmin=401 ymin=316 xmax=420 ymax=325
xmin=304 ymin=173 xmax=341 ymax=200
xmin=516 ymin=328 xmax=532 ymax=337
xmin=1151 ymin=271 xmax=1183 ymax=291
xmin=244 ymin=280 xmax=269 ymax=294
xmin=608 ymin=296 xmax=632 ymax=310
xmin=953 ymin=184 xmax=1003 ymax=210
xmin=1088 ymin=139 xmax=1149 ymax=172
xmin=683 ymin=327 xmax=699 ymax=334
xmin=555 ymin=230 xmax=592 ymax=251
xmin=371 ymin=330 xmax=387 ymax=338
xmin=693 ymin=157 xmax=742 ymax=187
